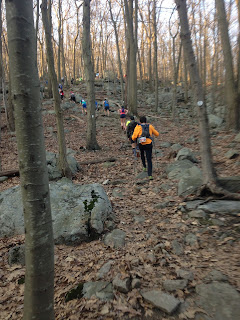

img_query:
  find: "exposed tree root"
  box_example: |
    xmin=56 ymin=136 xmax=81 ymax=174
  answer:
xmin=196 ymin=182 xmax=240 ymax=202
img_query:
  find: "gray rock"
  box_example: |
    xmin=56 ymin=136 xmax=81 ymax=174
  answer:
xmin=211 ymin=218 xmax=225 ymax=226
xmin=196 ymin=282 xmax=240 ymax=320
xmin=133 ymin=215 xmax=145 ymax=224
xmin=160 ymin=183 xmax=172 ymax=192
xmin=176 ymin=147 xmax=198 ymax=163
xmin=0 ymin=176 xmax=8 ymax=182
xmin=160 ymin=142 xmax=172 ymax=148
xmin=104 ymin=229 xmax=126 ymax=249
xmin=208 ymin=114 xmax=223 ymax=128
xmin=188 ymin=209 xmax=208 ymax=219
xmin=225 ymin=149 xmax=239 ymax=159
xmin=82 ymin=281 xmax=113 ymax=300
xmin=234 ymin=132 xmax=240 ymax=142
xmin=61 ymin=102 xmax=72 ymax=110
xmin=132 ymin=278 xmax=141 ymax=289
xmin=198 ymin=200 xmax=240 ymax=216
xmin=0 ymin=181 xmax=112 ymax=245
xmin=141 ymin=290 xmax=181 ymax=315
xmin=178 ymin=166 xmax=202 ymax=196
xmin=170 ymin=143 xmax=182 ymax=151
xmin=112 ymin=188 xmax=125 ymax=198
xmin=136 ymin=171 xmax=148 ymax=179
xmin=75 ymin=94 xmax=82 ymax=103
xmin=218 ymin=176 xmax=240 ymax=192
xmin=166 ymin=159 xmax=195 ymax=179
xmin=163 ymin=279 xmax=188 ymax=292
xmin=8 ymin=244 xmax=25 ymax=266
xmin=204 ymin=270 xmax=228 ymax=282
xmin=112 ymin=274 xmax=131 ymax=293
xmin=46 ymin=151 xmax=80 ymax=180
xmin=96 ymin=260 xmax=114 ymax=280
xmin=185 ymin=233 xmax=198 ymax=246
xmin=176 ymin=269 xmax=194 ymax=281
xmin=171 ymin=240 xmax=184 ymax=255
xmin=102 ymin=161 xmax=115 ymax=168
xmin=154 ymin=202 xmax=169 ymax=209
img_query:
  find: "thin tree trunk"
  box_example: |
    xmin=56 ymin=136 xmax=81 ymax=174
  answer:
xmin=215 ymin=0 xmax=239 ymax=130
xmin=5 ymin=1 xmax=54 ymax=319
xmin=82 ymin=0 xmax=100 ymax=150
xmin=108 ymin=0 xmax=124 ymax=103
xmin=175 ymin=0 xmax=217 ymax=186
xmin=41 ymin=0 xmax=72 ymax=178
xmin=153 ymin=0 xmax=158 ymax=112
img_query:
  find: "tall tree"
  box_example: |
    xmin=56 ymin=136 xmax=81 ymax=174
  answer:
xmin=5 ymin=0 xmax=54 ymax=319
xmin=124 ymin=0 xmax=138 ymax=115
xmin=82 ymin=0 xmax=100 ymax=150
xmin=41 ymin=0 xmax=72 ymax=178
xmin=215 ymin=0 xmax=239 ymax=130
xmin=108 ymin=0 xmax=125 ymax=103
xmin=175 ymin=0 xmax=240 ymax=197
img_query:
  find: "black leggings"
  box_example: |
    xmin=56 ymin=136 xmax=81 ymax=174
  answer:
xmin=139 ymin=143 xmax=153 ymax=176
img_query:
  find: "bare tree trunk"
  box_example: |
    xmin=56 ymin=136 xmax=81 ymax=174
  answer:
xmin=57 ymin=0 xmax=61 ymax=82
xmin=109 ymin=0 xmax=125 ymax=103
xmin=124 ymin=0 xmax=138 ymax=115
xmin=236 ymin=0 xmax=240 ymax=94
xmin=41 ymin=0 xmax=72 ymax=178
xmin=215 ymin=0 xmax=239 ymax=130
xmin=153 ymin=0 xmax=158 ymax=112
xmin=82 ymin=0 xmax=100 ymax=150
xmin=175 ymin=0 xmax=217 ymax=186
xmin=6 ymin=1 xmax=54 ymax=319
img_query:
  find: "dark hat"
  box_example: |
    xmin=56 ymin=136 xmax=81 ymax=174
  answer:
xmin=130 ymin=116 xmax=134 ymax=120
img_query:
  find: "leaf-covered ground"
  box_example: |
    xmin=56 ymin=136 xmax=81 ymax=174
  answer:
xmin=0 ymin=86 xmax=240 ymax=319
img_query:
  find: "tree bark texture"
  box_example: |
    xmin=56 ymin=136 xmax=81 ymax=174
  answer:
xmin=215 ymin=0 xmax=239 ymax=130
xmin=124 ymin=0 xmax=138 ymax=115
xmin=41 ymin=0 xmax=72 ymax=177
xmin=5 ymin=1 xmax=54 ymax=319
xmin=82 ymin=0 xmax=100 ymax=150
xmin=175 ymin=0 xmax=217 ymax=185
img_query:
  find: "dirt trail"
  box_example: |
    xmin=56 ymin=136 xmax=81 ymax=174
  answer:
xmin=0 ymin=90 xmax=239 ymax=319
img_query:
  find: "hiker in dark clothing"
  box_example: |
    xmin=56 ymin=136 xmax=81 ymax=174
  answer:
xmin=126 ymin=116 xmax=139 ymax=156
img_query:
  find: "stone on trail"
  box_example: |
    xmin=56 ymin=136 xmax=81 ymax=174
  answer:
xmin=8 ymin=244 xmax=25 ymax=266
xmin=104 ymin=229 xmax=126 ymax=248
xmin=224 ymin=149 xmax=239 ymax=159
xmin=176 ymin=269 xmax=194 ymax=281
xmin=163 ymin=279 xmax=188 ymax=292
xmin=185 ymin=233 xmax=198 ymax=246
xmin=178 ymin=166 xmax=202 ymax=197
xmin=96 ymin=260 xmax=114 ymax=280
xmin=234 ymin=132 xmax=240 ymax=142
xmin=176 ymin=147 xmax=198 ymax=163
xmin=196 ymin=282 xmax=240 ymax=320
xmin=0 ymin=180 xmax=113 ymax=245
xmin=112 ymin=274 xmax=131 ymax=293
xmin=141 ymin=290 xmax=181 ymax=315
xmin=166 ymin=159 xmax=195 ymax=180
xmin=198 ymin=200 xmax=240 ymax=216
xmin=171 ymin=239 xmax=184 ymax=255
xmin=204 ymin=270 xmax=228 ymax=282
xmin=82 ymin=281 xmax=114 ymax=300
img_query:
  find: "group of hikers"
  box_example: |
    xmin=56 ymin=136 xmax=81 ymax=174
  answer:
xmin=57 ymin=85 xmax=159 ymax=179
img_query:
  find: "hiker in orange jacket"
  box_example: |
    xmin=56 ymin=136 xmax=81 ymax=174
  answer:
xmin=132 ymin=116 xmax=159 ymax=180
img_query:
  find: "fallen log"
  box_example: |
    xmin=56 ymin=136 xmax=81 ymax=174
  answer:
xmin=79 ymin=157 xmax=116 ymax=165
xmin=0 ymin=169 xmax=19 ymax=177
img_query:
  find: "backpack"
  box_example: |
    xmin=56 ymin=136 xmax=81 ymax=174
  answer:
xmin=138 ymin=124 xmax=151 ymax=143
xmin=104 ymin=100 xmax=109 ymax=107
xmin=127 ymin=121 xmax=138 ymax=139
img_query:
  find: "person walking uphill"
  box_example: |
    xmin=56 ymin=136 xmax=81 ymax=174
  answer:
xmin=118 ymin=104 xmax=128 ymax=130
xmin=132 ymin=116 xmax=159 ymax=180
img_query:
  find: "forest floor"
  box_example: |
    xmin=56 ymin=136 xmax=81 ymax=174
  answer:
xmin=0 ymin=83 xmax=240 ymax=319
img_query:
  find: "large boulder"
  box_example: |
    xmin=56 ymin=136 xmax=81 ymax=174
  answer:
xmin=0 ymin=180 xmax=113 ymax=245
xmin=178 ymin=166 xmax=202 ymax=196
xmin=166 ymin=159 xmax=195 ymax=180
